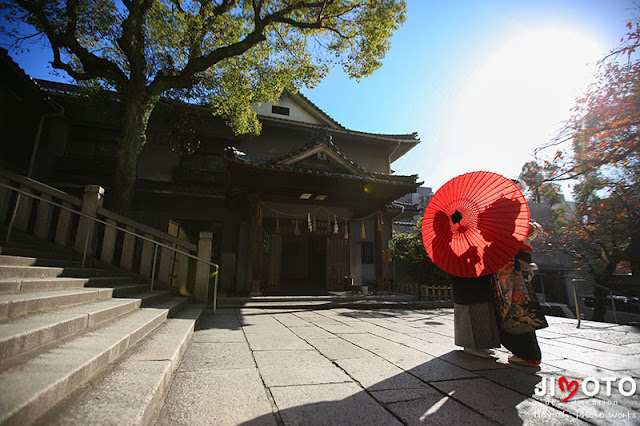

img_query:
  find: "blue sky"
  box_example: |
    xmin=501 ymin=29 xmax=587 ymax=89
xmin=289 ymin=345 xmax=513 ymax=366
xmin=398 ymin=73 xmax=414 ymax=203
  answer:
xmin=301 ymin=0 xmax=637 ymax=194
xmin=4 ymin=0 xmax=637 ymax=195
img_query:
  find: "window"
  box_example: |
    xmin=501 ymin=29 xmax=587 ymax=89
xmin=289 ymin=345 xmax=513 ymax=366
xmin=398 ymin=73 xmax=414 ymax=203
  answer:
xmin=271 ymin=105 xmax=290 ymax=116
xmin=361 ymin=242 xmax=374 ymax=264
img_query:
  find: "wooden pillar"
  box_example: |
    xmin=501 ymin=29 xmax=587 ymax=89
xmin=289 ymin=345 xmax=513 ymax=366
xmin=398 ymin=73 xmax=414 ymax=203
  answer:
xmin=250 ymin=202 xmax=263 ymax=296
xmin=374 ymin=214 xmax=384 ymax=291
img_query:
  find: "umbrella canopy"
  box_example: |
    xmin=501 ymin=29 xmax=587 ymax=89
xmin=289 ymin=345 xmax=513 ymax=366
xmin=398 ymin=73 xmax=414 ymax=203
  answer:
xmin=421 ymin=171 xmax=530 ymax=278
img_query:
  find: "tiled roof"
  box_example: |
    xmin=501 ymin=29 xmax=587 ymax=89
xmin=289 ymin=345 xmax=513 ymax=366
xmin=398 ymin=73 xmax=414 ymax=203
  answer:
xmin=225 ymin=147 xmax=418 ymax=186
xmin=266 ymin=129 xmax=369 ymax=175
xmin=33 ymin=79 xmax=420 ymax=156
xmin=0 ymin=49 xmax=52 ymax=107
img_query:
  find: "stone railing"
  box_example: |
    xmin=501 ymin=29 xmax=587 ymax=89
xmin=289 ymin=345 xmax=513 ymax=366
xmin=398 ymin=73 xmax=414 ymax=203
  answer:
xmin=0 ymin=168 xmax=217 ymax=305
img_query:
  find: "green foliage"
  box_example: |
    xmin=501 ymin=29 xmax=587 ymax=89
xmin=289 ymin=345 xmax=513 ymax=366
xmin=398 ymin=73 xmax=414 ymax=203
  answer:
xmin=519 ymin=161 xmax=562 ymax=205
xmin=389 ymin=221 xmax=449 ymax=285
xmin=0 ymin=0 xmax=407 ymax=212
xmin=1 ymin=0 xmax=406 ymax=134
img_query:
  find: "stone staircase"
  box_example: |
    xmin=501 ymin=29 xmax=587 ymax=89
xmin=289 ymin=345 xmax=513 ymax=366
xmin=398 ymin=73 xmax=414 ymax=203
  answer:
xmin=0 ymin=237 xmax=204 ymax=425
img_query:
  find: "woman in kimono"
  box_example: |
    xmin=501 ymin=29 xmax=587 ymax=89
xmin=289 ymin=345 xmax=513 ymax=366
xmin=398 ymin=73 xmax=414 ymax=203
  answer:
xmin=493 ymin=221 xmax=547 ymax=367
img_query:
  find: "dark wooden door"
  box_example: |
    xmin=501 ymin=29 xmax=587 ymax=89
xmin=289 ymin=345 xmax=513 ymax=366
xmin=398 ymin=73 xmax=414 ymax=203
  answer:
xmin=326 ymin=237 xmax=350 ymax=291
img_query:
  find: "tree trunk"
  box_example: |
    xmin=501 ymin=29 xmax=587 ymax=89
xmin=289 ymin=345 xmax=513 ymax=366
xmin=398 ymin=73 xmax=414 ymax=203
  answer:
xmin=592 ymin=261 xmax=617 ymax=323
xmin=107 ymin=89 xmax=158 ymax=214
xmin=592 ymin=286 xmax=607 ymax=322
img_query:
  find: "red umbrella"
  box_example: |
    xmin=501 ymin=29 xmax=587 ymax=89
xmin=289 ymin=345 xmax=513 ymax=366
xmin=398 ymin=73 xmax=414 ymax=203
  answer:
xmin=421 ymin=171 xmax=530 ymax=278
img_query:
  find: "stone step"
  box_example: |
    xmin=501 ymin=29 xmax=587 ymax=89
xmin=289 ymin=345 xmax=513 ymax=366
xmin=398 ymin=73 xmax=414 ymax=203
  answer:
xmin=44 ymin=305 xmax=205 ymax=425
xmin=217 ymin=292 xmax=453 ymax=310
xmin=0 ymin=288 xmax=117 ymax=320
xmin=0 ymin=298 xmax=143 ymax=364
xmin=0 ymin=276 xmax=134 ymax=294
xmin=0 ymin=247 xmax=76 ymax=261
xmin=0 ymin=296 xmax=187 ymax=426
xmin=0 ymin=255 xmax=83 ymax=268
xmin=0 ymin=265 xmax=112 ymax=280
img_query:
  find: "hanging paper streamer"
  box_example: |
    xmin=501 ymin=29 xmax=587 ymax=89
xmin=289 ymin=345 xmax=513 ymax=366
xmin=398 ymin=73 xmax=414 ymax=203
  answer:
xmin=275 ymin=215 xmax=280 ymax=233
xmin=361 ymin=221 xmax=367 ymax=239
xmin=334 ymin=215 xmax=339 ymax=234
xmin=307 ymin=213 xmax=312 ymax=232
xmin=295 ymin=218 xmax=300 ymax=235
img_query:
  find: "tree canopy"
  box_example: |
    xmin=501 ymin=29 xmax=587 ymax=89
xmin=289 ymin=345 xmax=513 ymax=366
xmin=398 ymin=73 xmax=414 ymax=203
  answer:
xmin=1 ymin=0 xmax=407 ymax=212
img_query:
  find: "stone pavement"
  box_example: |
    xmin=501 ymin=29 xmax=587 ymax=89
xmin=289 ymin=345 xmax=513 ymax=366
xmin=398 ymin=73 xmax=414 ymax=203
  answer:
xmin=157 ymin=308 xmax=640 ymax=425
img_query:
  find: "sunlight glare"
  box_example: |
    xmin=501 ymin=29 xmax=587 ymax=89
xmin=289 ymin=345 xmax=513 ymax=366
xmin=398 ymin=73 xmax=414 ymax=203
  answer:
xmin=448 ymin=27 xmax=603 ymax=183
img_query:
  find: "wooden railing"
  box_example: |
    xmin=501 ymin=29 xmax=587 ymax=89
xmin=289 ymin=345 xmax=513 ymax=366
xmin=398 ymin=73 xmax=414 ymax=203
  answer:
xmin=390 ymin=281 xmax=453 ymax=302
xmin=0 ymin=168 xmax=219 ymax=309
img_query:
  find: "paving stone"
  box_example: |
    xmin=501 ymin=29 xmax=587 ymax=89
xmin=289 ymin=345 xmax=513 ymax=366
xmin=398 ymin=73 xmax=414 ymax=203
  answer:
xmin=314 ymin=322 xmax=365 ymax=334
xmin=192 ymin=327 xmax=246 ymax=343
xmin=432 ymin=377 xmax=589 ymax=425
xmin=555 ymin=337 xmax=640 ymax=356
xmin=269 ymin=382 xmax=401 ymax=425
xmin=157 ymin=368 xmax=275 ymax=426
xmin=558 ymin=397 xmax=640 ymax=425
xmin=289 ymin=325 xmax=339 ymax=340
xmin=437 ymin=349 xmax=508 ymax=371
xmin=270 ymin=313 xmax=314 ymax=327
xmin=544 ymin=358 xmax=628 ymax=377
xmin=337 ymin=333 xmax=430 ymax=370
xmin=178 ymin=342 xmax=255 ymax=371
xmin=370 ymin=386 xmax=495 ymax=426
xmin=245 ymin=332 xmax=313 ymax=351
xmin=409 ymin=356 xmax=480 ymax=382
xmin=253 ymin=350 xmax=351 ymax=387
xmin=304 ymin=337 xmax=374 ymax=360
xmin=335 ymin=357 xmax=425 ymax=391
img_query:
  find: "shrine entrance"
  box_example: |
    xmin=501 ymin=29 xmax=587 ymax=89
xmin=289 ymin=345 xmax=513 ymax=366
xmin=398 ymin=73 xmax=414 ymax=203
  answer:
xmin=278 ymin=235 xmax=327 ymax=294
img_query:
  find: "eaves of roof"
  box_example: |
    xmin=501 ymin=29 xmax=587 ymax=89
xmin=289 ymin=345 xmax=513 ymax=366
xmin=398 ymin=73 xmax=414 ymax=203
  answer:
xmin=34 ymin=79 xmax=420 ymax=162
xmin=256 ymin=113 xmax=419 ymax=145
xmin=286 ymin=90 xmax=345 ymax=129
xmin=226 ymin=151 xmax=419 ymax=187
xmin=1 ymin=49 xmax=54 ymax=110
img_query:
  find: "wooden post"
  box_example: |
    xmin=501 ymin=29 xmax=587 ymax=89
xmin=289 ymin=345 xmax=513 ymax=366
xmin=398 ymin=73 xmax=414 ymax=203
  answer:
xmin=374 ymin=217 xmax=384 ymax=291
xmin=250 ymin=203 xmax=263 ymax=296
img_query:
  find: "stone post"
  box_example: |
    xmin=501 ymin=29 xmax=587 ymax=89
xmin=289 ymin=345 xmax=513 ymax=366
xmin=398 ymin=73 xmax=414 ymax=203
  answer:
xmin=74 ymin=185 xmax=104 ymax=255
xmin=120 ymin=226 xmax=136 ymax=271
xmin=158 ymin=245 xmax=173 ymax=285
xmin=14 ymin=185 xmax=33 ymax=232
xmin=0 ymin=177 xmax=12 ymax=225
xmin=194 ymin=232 xmax=213 ymax=303
xmin=34 ymin=194 xmax=53 ymax=240
xmin=100 ymin=219 xmax=118 ymax=264
xmin=55 ymin=202 xmax=74 ymax=246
